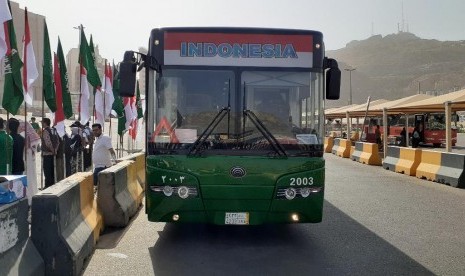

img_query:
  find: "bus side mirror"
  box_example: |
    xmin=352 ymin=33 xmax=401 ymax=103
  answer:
xmin=119 ymin=51 xmax=137 ymax=97
xmin=324 ymin=58 xmax=341 ymax=100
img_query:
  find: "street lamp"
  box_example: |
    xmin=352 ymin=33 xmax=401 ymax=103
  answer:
xmin=345 ymin=68 xmax=356 ymax=105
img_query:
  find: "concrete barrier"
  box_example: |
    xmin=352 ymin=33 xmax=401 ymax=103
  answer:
xmin=117 ymin=152 xmax=146 ymax=190
xmin=31 ymin=172 xmax=103 ymax=276
xmin=416 ymin=150 xmax=442 ymax=181
xmin=383 ymin=146 xmax=400 ymax=172
xmin=396 ymin=148 xmax=422 ymax=176
xmin=0 ymin=198 xmax=44 ymax=276
xmin=359 ymin=142 xmax=382 ymax=166
xmin=436 ymin=152 xmax=465 ymax=188
xmin=351 ymin=142 xmax=364 ymax=162
xmin=324 ymin=136 xmax=334 ymax=153
xmin=98 ymin=160 xmax=144 ymax=227
xmin=336 ymin=139 xmax=351 ymax=158
xmin=331 ymin=138 xmax=341 ymax=155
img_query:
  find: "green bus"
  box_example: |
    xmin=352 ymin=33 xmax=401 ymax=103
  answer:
xmin=119 ymin=27 xmax=340 ymax=225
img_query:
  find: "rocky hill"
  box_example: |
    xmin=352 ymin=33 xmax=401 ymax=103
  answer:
xmin=327 ymin=32 xmax=465 ymax=108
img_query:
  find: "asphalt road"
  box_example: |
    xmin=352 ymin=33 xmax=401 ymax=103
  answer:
xmin=84 ymin=153 xmax=465 ymax=276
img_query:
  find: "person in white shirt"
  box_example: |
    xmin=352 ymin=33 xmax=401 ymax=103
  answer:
xmin=92 ymin=123 xmax=117 ymax=186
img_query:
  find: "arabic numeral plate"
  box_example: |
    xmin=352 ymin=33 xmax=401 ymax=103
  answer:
xmin=225 ymin=212 xmax=249 ymax=225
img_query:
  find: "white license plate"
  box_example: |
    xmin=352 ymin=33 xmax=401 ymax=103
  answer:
xmin=225 ymin=212 xmax=249 ymax=225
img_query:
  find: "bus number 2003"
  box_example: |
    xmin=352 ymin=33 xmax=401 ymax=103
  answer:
xmin=289 ymin=177 xmax=314 ymax=186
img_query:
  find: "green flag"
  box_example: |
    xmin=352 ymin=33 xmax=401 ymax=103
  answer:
xmin=79 ymin=28 xmax=101 ymax=89
xmin=112 ymin=64 xmax=124 ymax=117
xmin=136 ymin=80 xmax=143 ymax=119
xmin=2 ymin=19 xmax=23 ymax=115
xmin=42 ymin=20 xmax=56 ymax=112
xmin=89 ymin=35 xmax=95 ymax=61
xmin=57 ymin=38 xmax=73 ymax=118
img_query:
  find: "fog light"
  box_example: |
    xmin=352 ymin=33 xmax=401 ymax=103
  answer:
xmin=300 ymin=187 xmax=310 ymax=198
xmin=163 ymin=186 xmax=173 ymax=196
xmin=285 ymin=188 xmax=296 ymax=200
xmin=172 ymin=214 xmax=179 ymax=221
xmin=291 ymin=213 xmax=299 ymax=222
xmin=178 ymin=186 xmax=189 ymax=199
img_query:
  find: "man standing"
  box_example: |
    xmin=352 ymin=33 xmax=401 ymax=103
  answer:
xmin=8 ymin=118 xmax=25 ymax=175
xmin=92 ymin=123 xmax=116 ymax=186
xmin=0 ymin=117 xmax=13 ymax=175
xmin=30 ymin=117 xmax=41 ymax=135
xmin=41 ymin=118 xmax=57 ymax=188
xmin=82 ymin=122 xmax=93 ymax=171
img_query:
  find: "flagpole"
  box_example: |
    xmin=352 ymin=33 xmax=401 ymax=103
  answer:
xmin=75 ymin=24 xmax=83 ymax=123
xmin=103 ymin=60 xmax=107 ymax=133
xmin=24 ymin=102 xmax=27 ymax=172
xmin=41 ymin=91 xmax=44 ymax=190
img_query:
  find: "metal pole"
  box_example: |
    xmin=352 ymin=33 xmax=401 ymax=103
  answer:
xmin=383 ymin=108 xmax=388 ymax=157
xmin=445 ymin=101 xmax=452 ymax=152
xmin=345 ymin=68 xmax=356 ymax=105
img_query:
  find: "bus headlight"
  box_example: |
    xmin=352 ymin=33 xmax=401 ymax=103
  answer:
xmin=151 ymin=185 xmax=199 ymax=198
xmin=300 ymin=187 xmax=310 ymax=198
xmin=177 ymin=186 xmax=189 ymax=199
xmin=163 ymin=186 xmax=173 ymax=197
xmin=276 ymin=186 xmax=322 ymax=199
xmin=285 ymin=188 xmax=296 ymax=200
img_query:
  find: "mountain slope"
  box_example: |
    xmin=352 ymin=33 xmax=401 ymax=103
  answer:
xmin=327 ymin=32 xmax=465 ymax=108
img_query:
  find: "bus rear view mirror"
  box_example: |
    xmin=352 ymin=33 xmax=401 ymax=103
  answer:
xmin=119 ymin=61 xmax=137 ymax=97
xmin=324 ymin=57 xmax=341 ymax=100
xmin=326 ymin=67 xmax=341 ymax=100
xmin=119 ymin=51 xmax=138 ymax=97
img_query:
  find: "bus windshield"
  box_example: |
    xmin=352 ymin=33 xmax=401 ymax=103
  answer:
xmin=148 ymin=68 xmax=324 ymax=157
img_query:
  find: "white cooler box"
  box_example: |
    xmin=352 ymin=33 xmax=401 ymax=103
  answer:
xmin=0 ymin=175 xmax=27 ymax=204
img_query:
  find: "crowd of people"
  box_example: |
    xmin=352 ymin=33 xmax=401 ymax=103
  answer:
xmin=0 ymin=116 xmax=117 ymax=205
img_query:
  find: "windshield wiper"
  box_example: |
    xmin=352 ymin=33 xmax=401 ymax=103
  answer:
xmin=243 ymin=110 xmax=287 ymax=157
xmin=188 ymin=107 xmax=229 ymax=156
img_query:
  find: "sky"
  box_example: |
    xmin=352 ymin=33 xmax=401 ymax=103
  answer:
xmin=11 ymin=0 xmax=465 ymax=63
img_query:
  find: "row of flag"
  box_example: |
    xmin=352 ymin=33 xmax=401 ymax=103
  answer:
xmin=0 ymin=0 xmax=143 ymax=139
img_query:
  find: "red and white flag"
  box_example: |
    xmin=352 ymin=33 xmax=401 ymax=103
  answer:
xmin=79 ymin=64 xmax=90 ymax=125
xmin=0 ymin=0 xmax=12 ymax=58
xmin=94 ymin=63 xmax=115 ymax=126
xmin=129 ymin=96 xmax=138 ymax=140
xmin=94 ymin=88 xmax=105 ymax=126
xmin=123 ymin=96 xmax=135 ymax=132
xmin=53 ymin=53 xmax=65 ymax=137
xmin=104 ymin=63 xmax=115 ymax=118
xmin=22 ymin=8 xmax=38 ymax=106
